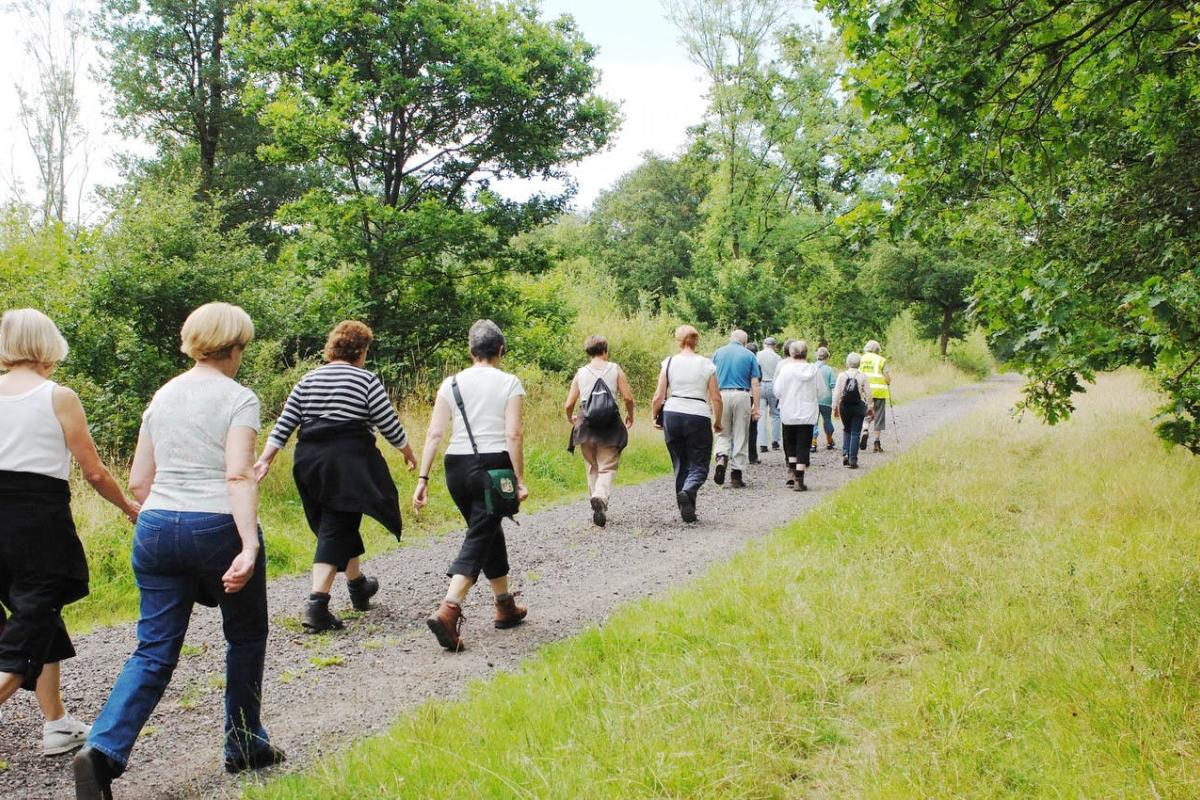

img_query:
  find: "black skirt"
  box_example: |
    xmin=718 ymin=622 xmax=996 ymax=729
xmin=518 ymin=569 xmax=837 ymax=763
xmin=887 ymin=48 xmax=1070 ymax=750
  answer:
xmin=0 ymin=471 xmax=88 ymax=688
xmin=293 ymin=419 xmax=403 ymax=541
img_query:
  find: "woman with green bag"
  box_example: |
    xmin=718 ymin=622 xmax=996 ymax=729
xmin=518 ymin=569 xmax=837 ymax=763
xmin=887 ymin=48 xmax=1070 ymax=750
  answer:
xmin=412 ymin=320 xmax=529 ymax=652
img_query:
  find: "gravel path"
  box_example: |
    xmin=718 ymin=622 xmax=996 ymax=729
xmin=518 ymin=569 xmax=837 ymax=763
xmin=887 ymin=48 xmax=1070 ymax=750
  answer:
xmin=0 ymin=377 xmax=1014 ymax=799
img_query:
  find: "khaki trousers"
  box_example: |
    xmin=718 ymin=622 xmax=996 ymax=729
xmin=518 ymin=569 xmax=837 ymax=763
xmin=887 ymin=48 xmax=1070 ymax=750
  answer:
xmin=580 ymin=443 xmax=621 ymax=501
xmin=715 ymin=390 xmax=753 ymax=471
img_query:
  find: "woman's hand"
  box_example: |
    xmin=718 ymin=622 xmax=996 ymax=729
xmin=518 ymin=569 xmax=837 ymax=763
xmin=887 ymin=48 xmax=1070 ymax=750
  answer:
xmin=713 ymin=420 xmax=724 ymax=434
xmin=222 ymin=547 xmax=258 ymax=594
xmin=517 ymin=481 xmax=530 ymax=503
xmin=252 ymin=458 xmax=271 ymax=483
xmin=625 ymin=413 xmax=634 ymax=429
xmin=568 ymin=414 xmax=578 ymax=426
xmin=412 ymin=479 xmax=429 ymax=514
xmin=833 ymin=407 xmax=841 ymax=420
xmin=400 ymin=444 xmax=418 ymax=472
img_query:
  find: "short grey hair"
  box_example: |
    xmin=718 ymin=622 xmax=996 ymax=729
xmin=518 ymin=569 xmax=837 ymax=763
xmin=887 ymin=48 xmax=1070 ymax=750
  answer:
xmin=790 ymin=339 xmax=808 ymax=359
xmin=816 ymin=346 xmax=830 ymax=361
xmin=730 ymin=329 xmax=748 ymax=345
xmin=469 ymin=319 xmax=505 ymax=360
xmin=846 ymin=352 xmax=862 ymax=368
xmin=864 ymin=340 xmax=882 ymax=354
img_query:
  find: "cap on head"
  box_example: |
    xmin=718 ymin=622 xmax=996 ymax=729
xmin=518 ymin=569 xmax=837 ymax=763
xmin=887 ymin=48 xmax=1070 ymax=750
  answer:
xmin=763 ymin=336 xmax=777 ymax=347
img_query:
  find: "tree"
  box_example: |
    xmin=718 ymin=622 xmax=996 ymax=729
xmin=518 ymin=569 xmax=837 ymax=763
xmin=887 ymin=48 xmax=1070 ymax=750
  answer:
xmin=822 ymin=0 xmax=1200 ymax=449
xmin=866 ymin=239 xmax=978 ymax=357
xmin=589 ymin=153 xmax=707 ymax=311
xmin=231 ymin=0 xmax=618 ymax=366
xmin=15 ymin=0 xmax=87 ymax=226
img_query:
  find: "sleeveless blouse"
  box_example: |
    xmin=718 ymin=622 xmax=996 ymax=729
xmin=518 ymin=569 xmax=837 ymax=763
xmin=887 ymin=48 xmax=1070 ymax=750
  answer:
xmin=0 ymin=380 xmax=70 ymax=480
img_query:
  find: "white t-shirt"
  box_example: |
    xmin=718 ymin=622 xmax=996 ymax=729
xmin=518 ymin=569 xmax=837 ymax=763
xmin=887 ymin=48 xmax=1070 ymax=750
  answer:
xmin=141 ymin=374 xmax=261 ymax=514
xmin=774 ymin=360 xmax=821 ymax=425
xmin=438 ymin=366 xmax=526 ymax=455
xmin=0 ymin=380 xmax=70 ymax=480
xmin=661 ymin=353 xmax=716 ymax=419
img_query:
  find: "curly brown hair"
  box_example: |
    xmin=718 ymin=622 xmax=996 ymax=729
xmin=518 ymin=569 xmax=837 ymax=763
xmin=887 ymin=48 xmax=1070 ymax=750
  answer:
xmin=323 ymin=320 xmax=373 ymax=363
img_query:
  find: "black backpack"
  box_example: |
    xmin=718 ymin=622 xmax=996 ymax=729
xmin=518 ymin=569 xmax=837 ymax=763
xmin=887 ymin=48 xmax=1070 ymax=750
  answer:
xmin=841 ymin=374 xmax=863 ymax=408
xmin=583 ymin=367 xmax=620 ymax=428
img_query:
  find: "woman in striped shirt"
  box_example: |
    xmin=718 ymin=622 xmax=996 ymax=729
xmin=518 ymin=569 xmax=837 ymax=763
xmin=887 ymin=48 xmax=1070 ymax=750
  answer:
xmin=254 ymin=321 xmax=417 ymax=632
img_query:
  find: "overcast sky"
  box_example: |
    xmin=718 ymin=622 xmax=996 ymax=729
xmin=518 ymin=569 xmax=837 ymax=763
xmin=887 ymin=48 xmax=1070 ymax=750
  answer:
xmin=0 ymin=0 xmax=813 ymax=219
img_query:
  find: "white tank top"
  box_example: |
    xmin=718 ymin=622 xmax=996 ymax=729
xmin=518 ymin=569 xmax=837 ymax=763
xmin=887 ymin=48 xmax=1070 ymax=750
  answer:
xmin=0 ymin=380 xmax=71 ymax=480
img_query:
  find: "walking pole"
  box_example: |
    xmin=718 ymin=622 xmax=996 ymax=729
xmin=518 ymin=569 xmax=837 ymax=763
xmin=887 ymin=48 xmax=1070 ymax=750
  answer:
xmin=888 ymin=392 xmax=900 ymax=447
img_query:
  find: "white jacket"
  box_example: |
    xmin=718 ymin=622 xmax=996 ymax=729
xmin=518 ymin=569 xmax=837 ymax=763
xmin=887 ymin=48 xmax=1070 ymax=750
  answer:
xmin=773 ymin=360 xmax=821 ymax=425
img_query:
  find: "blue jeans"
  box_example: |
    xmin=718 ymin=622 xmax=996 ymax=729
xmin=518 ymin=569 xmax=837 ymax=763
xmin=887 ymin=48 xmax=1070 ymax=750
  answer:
xmin=87 ymin=510 xmax=270 ymax=770
xmin=841 ymin=404 xmax=868 ymax=465
xmin=758 ymin=382 xmax=782 ymax=446
xmin=812 ymin=405 xmax=834 ymax=442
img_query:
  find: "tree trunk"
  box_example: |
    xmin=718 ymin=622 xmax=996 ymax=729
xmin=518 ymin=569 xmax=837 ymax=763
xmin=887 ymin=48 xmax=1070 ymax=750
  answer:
xmin=198 ymin=4 xmax=226 ymax=196
xmin=939 ymin=305 xmax=954 ymax=357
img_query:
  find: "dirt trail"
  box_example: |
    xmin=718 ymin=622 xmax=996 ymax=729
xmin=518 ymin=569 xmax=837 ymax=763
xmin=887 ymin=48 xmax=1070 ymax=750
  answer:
xmin=0 ymin=378 xmax=1014 ymax=799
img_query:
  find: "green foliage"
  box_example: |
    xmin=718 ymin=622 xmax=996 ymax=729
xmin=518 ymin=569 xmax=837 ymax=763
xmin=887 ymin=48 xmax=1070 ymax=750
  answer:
xmin=822 ymin=0 xmax=1200 ymax=450
xmin=230 ymin=0 xmax=619 ymax=368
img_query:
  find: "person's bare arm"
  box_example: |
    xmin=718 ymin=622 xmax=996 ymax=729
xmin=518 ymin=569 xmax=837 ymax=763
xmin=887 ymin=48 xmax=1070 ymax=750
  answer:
xmin=832 ymin=374 xmax=845 ymax=418
xmin=505 ymin=394 xmax=528 ymax=501
xmin=53 ymin=386 xmax=138 ymax=522
xmin=564 ymin=376 xmax=580 ymax=425
xmin=617 ymin=367 xmax=635 ymax=428
xmin=413 ymin=394 xmax=452 ymax=513
xmin=128 ymin=426 xmax=157 ymax=504
xmin=708 ymin=374 xmax=724 ymax=432
xmin=222 ymin=426 xmax=260 ymax=594
xmin=751 ymin=376 xmax=761 ymax=421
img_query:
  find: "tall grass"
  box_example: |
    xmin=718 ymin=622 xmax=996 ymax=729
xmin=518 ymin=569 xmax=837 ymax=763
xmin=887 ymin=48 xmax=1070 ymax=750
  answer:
xmin=246 ymin=371 xmax=1200 ymax=799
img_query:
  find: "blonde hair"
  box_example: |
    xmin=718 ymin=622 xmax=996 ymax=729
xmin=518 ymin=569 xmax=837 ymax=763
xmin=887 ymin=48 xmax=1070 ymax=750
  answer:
xmin=675 ymin=324 xmax=700 ymax=349
xmin=180 ymin=302 xmax=255 ymax=361
xmin=0 ymin=308 xmax=69 ymax=368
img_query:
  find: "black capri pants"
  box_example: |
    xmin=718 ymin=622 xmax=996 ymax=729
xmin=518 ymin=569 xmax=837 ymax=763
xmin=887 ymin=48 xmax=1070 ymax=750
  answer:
xmin=444 ymin=452 xmax=513 ymax=580
xmin=313 ymin=510 xmax=365 ymax=572
xmin=782 ymin=423 xmax=815 ymax=469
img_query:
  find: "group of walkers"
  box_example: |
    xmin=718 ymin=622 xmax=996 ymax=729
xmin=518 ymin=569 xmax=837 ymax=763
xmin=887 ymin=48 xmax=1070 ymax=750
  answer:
xmin=0 ymin=304 xmax=891 ymax=798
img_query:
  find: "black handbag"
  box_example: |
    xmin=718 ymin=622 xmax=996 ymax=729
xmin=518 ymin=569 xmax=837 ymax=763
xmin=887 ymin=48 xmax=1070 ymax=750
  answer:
xmin=654 ymin=357 xmax=673 ymax=428
xmin=450 ymin=376 xmax=521 ymax=520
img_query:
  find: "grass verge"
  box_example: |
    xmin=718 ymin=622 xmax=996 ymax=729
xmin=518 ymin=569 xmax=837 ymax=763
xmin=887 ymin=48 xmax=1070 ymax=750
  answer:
xmin=245 ymin=371 xmax=1200 ymax=799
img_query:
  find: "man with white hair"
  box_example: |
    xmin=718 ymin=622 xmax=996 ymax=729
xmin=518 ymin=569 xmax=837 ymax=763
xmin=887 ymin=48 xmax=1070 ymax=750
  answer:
xmin=860 ymin=339 xmax=891 ymax=453
xmin=710 ymin=329 xmax=761 ymax=488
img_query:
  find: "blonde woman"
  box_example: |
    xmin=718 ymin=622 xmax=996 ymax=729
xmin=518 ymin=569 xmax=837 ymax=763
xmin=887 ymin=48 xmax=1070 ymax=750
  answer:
xmin=651 ymin=325 xmax=723 ymax=523
xmin=75 ymin=303 xmax=284 ymax=800
xmin=0 ymin=310 xmax=138 ymax=758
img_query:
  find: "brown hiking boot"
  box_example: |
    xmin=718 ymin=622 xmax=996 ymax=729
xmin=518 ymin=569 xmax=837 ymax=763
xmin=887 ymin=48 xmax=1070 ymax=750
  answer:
xmin=427 ymin=600 xmax=465 ymax=651
xmin=494 ymin=593 xmax=528 ymax=629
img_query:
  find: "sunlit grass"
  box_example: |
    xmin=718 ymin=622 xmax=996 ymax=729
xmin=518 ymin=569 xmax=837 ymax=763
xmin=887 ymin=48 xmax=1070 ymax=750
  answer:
xmin=244 ymin=371 xmax=1200 ymax=799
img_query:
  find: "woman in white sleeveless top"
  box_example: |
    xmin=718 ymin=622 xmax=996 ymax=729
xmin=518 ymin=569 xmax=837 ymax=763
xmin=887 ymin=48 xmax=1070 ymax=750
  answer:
xmin=563 ymin=335 xmax=635 ymax=527
xmin=0 ymin=309 xmax=138 ymax=757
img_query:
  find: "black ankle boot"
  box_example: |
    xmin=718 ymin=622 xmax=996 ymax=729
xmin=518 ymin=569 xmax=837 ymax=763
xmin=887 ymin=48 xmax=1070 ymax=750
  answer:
xmin=347 ymin=575 xmax=379 ymax=611
xmin=302 ymin=592 xmax=344 ymax=633
xmin=225 ymin=743 xmax=288 ymax=774
xmin=73 ymin=746 xmax=118 ymax=800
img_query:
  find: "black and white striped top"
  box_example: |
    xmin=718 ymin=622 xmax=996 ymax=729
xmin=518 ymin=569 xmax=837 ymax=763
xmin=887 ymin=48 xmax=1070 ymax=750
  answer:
xmin=268 ymin=363 xmax=408 ymax=450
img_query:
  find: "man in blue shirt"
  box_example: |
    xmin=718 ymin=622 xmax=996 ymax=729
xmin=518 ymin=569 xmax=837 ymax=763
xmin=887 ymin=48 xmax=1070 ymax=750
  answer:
xmin=711 ymin=329 xmax=761 ymax=487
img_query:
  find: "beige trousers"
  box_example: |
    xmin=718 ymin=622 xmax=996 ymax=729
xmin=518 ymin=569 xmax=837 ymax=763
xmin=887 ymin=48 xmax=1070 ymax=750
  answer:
xmin=580 ymin=443 xmax=621 ymax=501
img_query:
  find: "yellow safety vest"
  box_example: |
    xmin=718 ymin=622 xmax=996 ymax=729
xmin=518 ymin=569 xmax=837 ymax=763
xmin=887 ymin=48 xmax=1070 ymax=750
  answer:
xmin=860 ymin=352 xmax=890 ymax=400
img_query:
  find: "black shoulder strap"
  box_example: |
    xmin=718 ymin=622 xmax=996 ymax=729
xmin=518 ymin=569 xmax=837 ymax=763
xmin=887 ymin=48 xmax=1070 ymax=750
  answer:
xmin=665 ymin=356 xmax=673 ymax=392
xmin=450 ymin=376 xmax=480 ymax=457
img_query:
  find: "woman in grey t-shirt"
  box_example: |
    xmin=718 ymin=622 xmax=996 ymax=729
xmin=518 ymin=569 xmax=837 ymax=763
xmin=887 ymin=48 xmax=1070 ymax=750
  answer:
xmin=74 ymin=303 xmax=285 ymax=799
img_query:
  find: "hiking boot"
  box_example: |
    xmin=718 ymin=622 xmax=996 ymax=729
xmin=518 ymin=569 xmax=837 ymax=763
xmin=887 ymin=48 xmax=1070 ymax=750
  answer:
xmin=842 ymin=455 xmax=850 ymax=466
xmin=590 ymin=496 xmax=608 ymax=527
xmin=302 ymin=593 xmax=344 ymax=634
xmin=494 ymin=593 xmax=528 ymax=629
xmin=759 ymin=445 xmax=768 ymax=454
xmin=677 ymin=490 xmax=697 ymax=524
xmin=43 ymin=713 xmax=89 ymax=756
xmin=825 ymin=442 xmax=835 ymax=451
xmin=810 ymin=442 xmax=818 ymax=453
xmin=859 ymin=432 xmax=869 ymax=451
xmin=848 ymin=462 xmax=859 ymax=470
xmin=771 ymin=442 xmax=780 ymax=451
xmin=713 ymin=456 xmax=727 ymax=485
xmin=225 ymin=744 xmax=287 ymax=775
xmin=729 ymin=470 xmax=745 ymax=488
xmin=346 ymin=575 xmax=379 ymax=612
xmin=427 ymin=600 xmax=465 ymax=651
xmin=873 ymin=440 xmax=884 ymax=453
xmin=73 ymin=746 xmax=117 ymax=800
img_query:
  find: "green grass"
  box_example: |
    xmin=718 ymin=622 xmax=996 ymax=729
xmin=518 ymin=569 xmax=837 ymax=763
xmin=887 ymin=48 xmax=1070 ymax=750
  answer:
xmin=245 ymin=371 xmax=1200 ymax=799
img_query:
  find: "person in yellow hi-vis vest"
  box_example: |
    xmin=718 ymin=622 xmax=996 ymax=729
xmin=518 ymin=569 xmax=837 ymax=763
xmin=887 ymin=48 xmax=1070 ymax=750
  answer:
xmin=859 ymin=340 xmax=891 ymax=453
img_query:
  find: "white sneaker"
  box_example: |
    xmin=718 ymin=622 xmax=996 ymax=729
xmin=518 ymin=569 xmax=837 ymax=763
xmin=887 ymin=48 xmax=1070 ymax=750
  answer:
xmin=43 ymin=713 xmax=90 ymax=756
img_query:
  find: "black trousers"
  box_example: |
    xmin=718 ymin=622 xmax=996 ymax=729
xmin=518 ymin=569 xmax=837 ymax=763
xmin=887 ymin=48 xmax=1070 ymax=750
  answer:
xmin=444 ymin=453 xmax=512 ymax=580
xmin=782 ymin=423 xmax=815 ymax=469
xmin=313 ymin=509 xmax=365 ymax=572
xmin=663 ymin=411 xmax=713 ymax=496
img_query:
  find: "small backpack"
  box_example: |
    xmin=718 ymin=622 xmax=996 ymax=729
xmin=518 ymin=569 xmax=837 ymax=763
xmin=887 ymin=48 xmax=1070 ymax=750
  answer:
xmin=841 ymin=374 xmax=863 ymax=408
xmin=583 ymin=367 xmax=620 ymax=428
